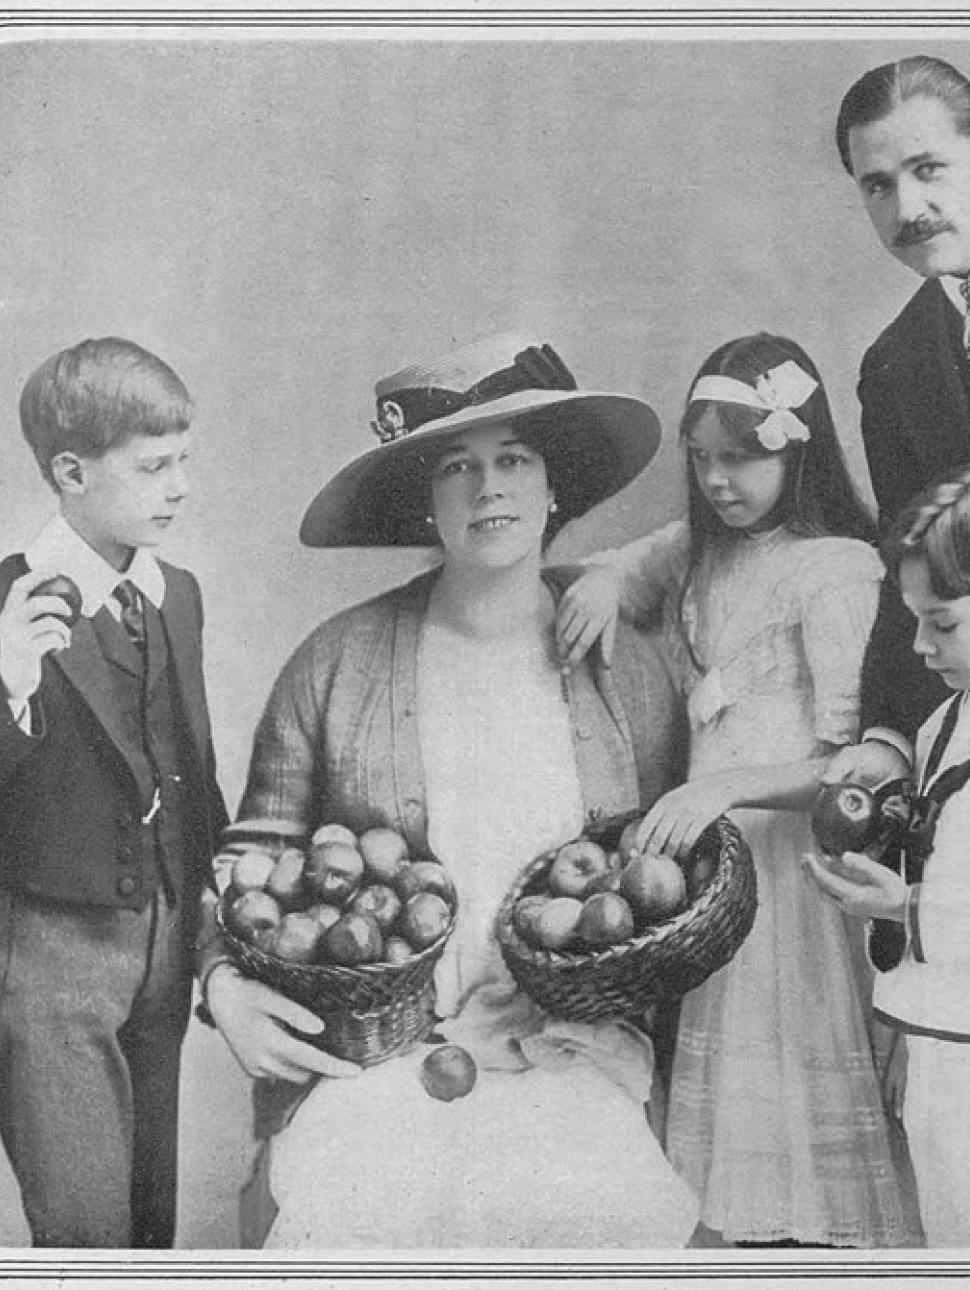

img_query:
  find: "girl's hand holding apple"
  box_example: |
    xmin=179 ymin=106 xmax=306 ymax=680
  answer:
xmin=204 ymin=962 xmax=362 ymax=1083
xmin=800 ymin=850 xmax=908 ymax=923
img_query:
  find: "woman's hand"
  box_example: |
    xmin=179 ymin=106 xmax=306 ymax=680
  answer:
xmin=634 ymin=774 xmax=738 ymax=859
xmin=555 ymin=566 xmax=621 ymax=672
xmin=205 ymin=963 xmax=361 ymax=1083
xmin=800 ymin=849 xmax=908 ymax=922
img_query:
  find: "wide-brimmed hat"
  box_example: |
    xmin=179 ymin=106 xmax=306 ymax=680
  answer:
xmin=300 ymin=332 xmax=663 ymax=547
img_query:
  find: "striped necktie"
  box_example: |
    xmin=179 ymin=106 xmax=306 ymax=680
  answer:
xmin=113 ymin=580 xmax=146 ymax=653
xmin=960 ymin=277 xmax=970 ymax=358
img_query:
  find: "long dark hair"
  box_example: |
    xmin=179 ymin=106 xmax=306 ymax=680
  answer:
xmin=677 ymin=333 xmax=877 ymax=666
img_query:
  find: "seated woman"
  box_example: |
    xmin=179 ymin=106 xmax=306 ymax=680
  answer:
xmin=200 ymin=332 xmax=698 ymax=1248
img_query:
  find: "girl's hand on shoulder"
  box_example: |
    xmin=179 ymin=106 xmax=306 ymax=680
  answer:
xmin=634 ymin=774 xmax=737 ymax=858
xmin=205 ymin=963 xmax=361 ymax=1083
xmin=555 ymin=565 xmax=621 ymax=672
xmin=800 ymin=849 xmax=907 ymax=922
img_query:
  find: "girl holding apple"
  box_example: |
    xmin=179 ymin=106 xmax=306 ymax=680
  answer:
xmin=199 ymin=332 xmax=698 ymax=1248
xmin=555 ymin=333 xmax=918 ymax=1247
xmin=804 ymin=470 xmax=970 ymax=1247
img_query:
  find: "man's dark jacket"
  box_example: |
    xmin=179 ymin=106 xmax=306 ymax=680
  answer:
xmin=859 ymin=277 xmax=970 ymax=742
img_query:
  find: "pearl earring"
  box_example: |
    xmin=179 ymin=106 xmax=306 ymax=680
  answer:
xmin=549 ymin=500 xmax=559 ymax=514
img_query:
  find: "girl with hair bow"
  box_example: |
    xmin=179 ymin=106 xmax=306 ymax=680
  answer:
xmin=555 ymin=333 xmax=919 ymax=1248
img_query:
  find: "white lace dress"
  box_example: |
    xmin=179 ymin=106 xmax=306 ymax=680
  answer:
xmin=264 ymin=617 xmax=698 ymax=1249
xmin=605 ymin=522 xmax=919 ymax=1247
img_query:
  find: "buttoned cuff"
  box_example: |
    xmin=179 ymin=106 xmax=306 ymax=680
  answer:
xmin=862 ymin=726 xmax=914 ymax=771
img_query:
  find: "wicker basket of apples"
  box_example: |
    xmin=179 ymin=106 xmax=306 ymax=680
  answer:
xmin=215 ymin=821 xmax=457 ymax=1067
xmin=495 ymin=810 xmax=756 ymax=1022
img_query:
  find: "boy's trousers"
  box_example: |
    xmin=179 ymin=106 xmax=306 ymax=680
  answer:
xmin=0 ymin=883 xmax=193 ymax=1247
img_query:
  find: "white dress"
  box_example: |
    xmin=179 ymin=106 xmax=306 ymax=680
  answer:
xmin=264 ymin=617 xmax=698 ymax=1249
xmin=604 ymin=523 xmax=919 ymax=1247
xmin=875 ymin=694 xmax=970 ymax=1247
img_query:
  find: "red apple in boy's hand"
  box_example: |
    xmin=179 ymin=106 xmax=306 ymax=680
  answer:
xmin=30 ymin=574 xmax=83 ymax=628
xmin=811 ymin=784 xmax=879 ymax=856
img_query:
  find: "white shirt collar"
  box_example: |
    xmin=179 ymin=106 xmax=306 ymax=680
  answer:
xmin=24 ymin=514 xmax=166 ymax=620
xmin=941 ymin=275 xmax=970 ymax=316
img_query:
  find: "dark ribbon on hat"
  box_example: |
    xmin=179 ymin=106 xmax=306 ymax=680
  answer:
xmin=869 ymin=693 xmax=970 ymax=970
xmin=371 ymin=344 xmax=577 ymax=444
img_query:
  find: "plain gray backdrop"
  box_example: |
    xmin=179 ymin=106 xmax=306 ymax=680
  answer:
xmin=0 ymin=30 xmax=963 ymax=1249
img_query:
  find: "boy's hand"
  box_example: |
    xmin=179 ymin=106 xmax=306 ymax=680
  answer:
xmin=205 ymin=962 xmax=361 ymax=1083
xmin=0 ymin=569 xmax=74 ymax=704
xmin=555 ymin=566 xmax=621 ymax=672
xmin=800 ymin=849 xmax=907 ymax=922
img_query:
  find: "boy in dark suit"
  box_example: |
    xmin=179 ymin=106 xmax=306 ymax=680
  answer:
xmin=0 ymin=337 xmax=227 ymax=1247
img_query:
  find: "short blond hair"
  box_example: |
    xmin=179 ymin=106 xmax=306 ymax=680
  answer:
xmin=20 ymin=337 xmax=193 ymax=489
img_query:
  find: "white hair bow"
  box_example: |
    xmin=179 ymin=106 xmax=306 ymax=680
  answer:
xmin=690 ymin=359 xmax=818 ymax=451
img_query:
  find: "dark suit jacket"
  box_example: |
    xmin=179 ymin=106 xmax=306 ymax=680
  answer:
xmin=858 ymin=277 xmax=970 ymax=741
xmin=0 ymin=554 xmax=227 ymax=915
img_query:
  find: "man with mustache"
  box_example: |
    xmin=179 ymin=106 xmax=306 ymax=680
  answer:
xmin=837 ymin=55 xmax=970 ymax=747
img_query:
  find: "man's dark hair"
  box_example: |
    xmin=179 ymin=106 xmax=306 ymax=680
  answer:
xmin=836 ymin=55 xmax=970 ymax=174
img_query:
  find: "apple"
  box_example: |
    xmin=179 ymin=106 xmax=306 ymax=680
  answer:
xmin=513 ymin=894 xmax=553 ymax=944
xmin=399 ymin=892 xmax=452 ymax=950
xmin=577 ymin=892 xmax=635 ymax=947
xmin=311 ymin=822 xmax=359 ymax=849
xmin=532 ymin=896 xmax=584 ymax=951
xmin=304 ymin=901 xmax=342 ymax=934
xmin=586 ymin=851 xmax=624 ymax=895
xmin=811 ymin=784 xmax=879 ymax=856
xmin=620 ymin=852 xmax=687 ymax=921
xmin=266 ymin=847 xmax=308 ymax=910
xmin=420 ymin=1044 xmax=478 ymax=1102
xmin=227 ymin=889 xmax=283 ymax=950
xmin=230 ymin=848 xmax=277 ymax=895
xmin=323 ymin=912 xmax=383 ymax=966
xmin=618 ymin=818 xmax=645 ymax=862
xmin=383 ymin=935 xmax=414 ymax=964
xmin=358 ymin=827 xmax=410 ymax=883
xmin=685 ymin=849 xmax=718 ymax=900
xmin=269 ymin=911 xmax=324 ymax=964
xmin=349 ymin=882 xmax=402 ymax=932
xmin=396 ymin=860 xmax=457 ymax=910
xmin=305 ymin=840 xmax=364 ymax=906
xmin=548 ymin=839 xmax=610 ymax=899
xmin=30 ymin=573 xmax=83 ymax=628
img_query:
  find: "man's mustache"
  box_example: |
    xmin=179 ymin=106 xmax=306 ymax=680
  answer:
xmin=895 ymin=217 xmax=954 ymax=247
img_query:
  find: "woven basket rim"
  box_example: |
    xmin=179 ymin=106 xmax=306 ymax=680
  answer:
xmin=495 ymin=815 xmax=746 ymax=969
